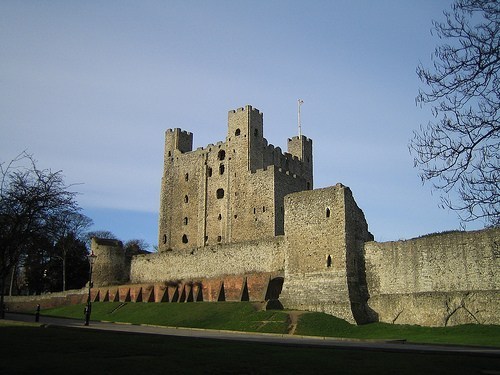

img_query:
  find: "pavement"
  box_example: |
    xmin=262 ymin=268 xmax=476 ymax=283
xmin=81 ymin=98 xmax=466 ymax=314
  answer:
xmin=4 ymin=312 xmax=500 ymax=357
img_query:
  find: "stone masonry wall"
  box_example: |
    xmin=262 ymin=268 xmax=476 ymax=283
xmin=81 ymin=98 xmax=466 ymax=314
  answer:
xmin=5 ymin=289 xmax=87 ymax=313
xmin=91 ymin=238 xmax=129 ymax=287
xmin=158 ymin=105 xmax=313 ymax=252
xmin=280 ymin=184 xmax=373 ymax=324
xmin=131 ymin=237 xmax=285 ymax=284
xmin=365 ymin=228 xmax=500 ymax=326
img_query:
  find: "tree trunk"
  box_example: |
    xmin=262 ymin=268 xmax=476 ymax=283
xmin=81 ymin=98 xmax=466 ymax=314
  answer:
xmin=8 ymin=264 xmax=15 ymax=296
xmin=0 ymin=276 xmax=5 ymax=319
xmin=62 ymin=250 xmax=66 ymax=292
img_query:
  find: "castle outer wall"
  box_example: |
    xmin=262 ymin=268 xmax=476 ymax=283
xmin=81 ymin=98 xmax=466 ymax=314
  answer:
xmin=130 ymin=237 xmax=285 ymax=283
xmin=365 ymin=229 xmax=500 ymax=326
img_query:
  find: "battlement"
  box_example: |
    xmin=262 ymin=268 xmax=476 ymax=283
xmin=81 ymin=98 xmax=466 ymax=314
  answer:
xmin=166 ymin=128 xmax=193 ymax=137
xmin=228 ymin=105 xmax=262 ymax=116
xmin=287 ymin=135 xmax=312 ymax=144
xmin=165 ymin=128 xmax=193 ymax=155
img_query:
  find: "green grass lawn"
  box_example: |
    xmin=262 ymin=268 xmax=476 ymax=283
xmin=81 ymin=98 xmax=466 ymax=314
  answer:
xmin=1 ymin=320 xmax=499 ymax=375
xmin=296 ymin=312 xmax=500 ymax=347
xmin=41 ymin=301 xmax=500 ymax=347
xmin=44 ymin=301 xmax=290 ymax=333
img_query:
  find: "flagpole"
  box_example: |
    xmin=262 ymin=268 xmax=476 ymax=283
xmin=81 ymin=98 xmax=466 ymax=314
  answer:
xmin=297 ymin=99 xmax=303 ymax=137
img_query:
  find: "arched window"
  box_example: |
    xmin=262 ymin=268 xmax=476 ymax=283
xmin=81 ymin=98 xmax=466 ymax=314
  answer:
xmin=184 ymin=195 xmax=189 ymax=203
xmin=217 ymin=236 xmax=222 ymax=242
xmin=216 ymin=188 xmax=224 ymax=199
xmin=185 ymin=173 xmax=189 ymax=181
xmin=162 ymin=234 xmax=167 ymax=244
xmin=218 ymin=214 xmax=222 ymax=220
xmin=327 ymin=255 xmax=332 ymax=268
xmin=235 ymin=128 xmax=241 ymax=136
xmin=183 ymin=217 xmax=188 ymax=225
xmin=219 ymin=164 xmax=225 ymax=175
xmin=182 ymin=234 xmax=188 ymax=244
xmin=218 ymin=150 xmax=226 ymax=161
xmin=326 ymin=207 xmax=331 ymax=218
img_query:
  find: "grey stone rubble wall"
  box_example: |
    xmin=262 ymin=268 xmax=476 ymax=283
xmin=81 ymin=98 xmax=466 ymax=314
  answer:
xmin=280 ymin=270 xmax=355 ymax=323
xmin=365 ymin=228 xmax=500 ymax=326
xmin=280 ymin=184 xmax=373 ymax=324
xmin=131 ymin=237 xmax=285 ymax=284
xmin=368 ymin=291 xmax=499 ymax=327
xmin=5 ymin=288 xmax=87 ymax=312
xmin=91 ymin=238 xmax=129 ymax=287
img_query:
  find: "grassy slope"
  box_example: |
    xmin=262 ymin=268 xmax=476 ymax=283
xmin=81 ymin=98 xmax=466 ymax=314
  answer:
xmin=42 ymin=302 xmax=500 ymax=347
xmin=295 ymin=312 xmax=500 ymax=347
xmin=45 ymin=302 xmax=290 ymax=333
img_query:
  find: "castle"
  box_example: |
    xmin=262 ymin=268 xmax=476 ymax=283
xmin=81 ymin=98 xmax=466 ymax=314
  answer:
xmin=89 ymin=105 xmax=499 ymax=327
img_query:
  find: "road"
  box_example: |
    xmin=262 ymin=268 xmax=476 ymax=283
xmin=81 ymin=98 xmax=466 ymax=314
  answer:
xmin=5 ymin=312 xmax=500 ymax=357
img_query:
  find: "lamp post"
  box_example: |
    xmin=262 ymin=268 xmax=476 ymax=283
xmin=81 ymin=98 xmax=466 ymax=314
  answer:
xmin=84 ymin=251 xmax=97 ymax=326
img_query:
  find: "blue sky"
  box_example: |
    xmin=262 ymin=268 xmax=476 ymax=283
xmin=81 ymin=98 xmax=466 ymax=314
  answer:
xmin=1 ymin=0 xmax=482 ymax=250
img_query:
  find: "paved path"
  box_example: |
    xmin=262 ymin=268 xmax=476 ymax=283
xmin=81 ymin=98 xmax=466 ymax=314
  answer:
xmin=5 ymin=312 xmax=500 ymax=357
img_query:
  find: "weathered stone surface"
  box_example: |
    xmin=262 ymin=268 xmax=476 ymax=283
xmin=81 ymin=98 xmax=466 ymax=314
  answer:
xmin=158 ymin=105 xmax=312 ymax=251
xmin=5 ymin=289 xmax=87 ymax=313
xmin=91 ymin=238 xmax=129 ymax=287
xmin=365 ymin=229 xmax=500 ymax=326
xmin=368 ymin=291 xmax=500 ymax=326
xmin=130 ymin=238 xmax=284 ymax=283
xmin=280 ymin=185 xmax=374 ymax=324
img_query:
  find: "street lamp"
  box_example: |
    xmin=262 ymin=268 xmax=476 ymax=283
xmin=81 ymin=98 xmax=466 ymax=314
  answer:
xmin=84 ymin=251 xmax=97 ymax=326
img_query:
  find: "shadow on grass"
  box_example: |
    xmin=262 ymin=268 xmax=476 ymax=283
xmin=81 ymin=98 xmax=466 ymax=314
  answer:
xmin=1 ymin=323 xmax=499 ymax=375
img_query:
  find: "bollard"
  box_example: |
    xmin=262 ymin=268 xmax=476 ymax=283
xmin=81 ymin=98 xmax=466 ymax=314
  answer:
xmin=35 ymin=304 xmax=40 ymax=322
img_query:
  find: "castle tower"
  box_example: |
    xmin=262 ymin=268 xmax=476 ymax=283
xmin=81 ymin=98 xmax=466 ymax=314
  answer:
xmin=226 ymin=105 xmax=265 ymax=172
xmin=91 ymin=238 xmax=128 ymax=287
xmin=158 ymin=129 xmax=194 ymax=251
xmin=287 ymin=135 xmax=313 ymax=190
xmin=280 ymin=184 xmax=374 ymax=324
xmin=164 ymin=128 xmax=193 ymax=159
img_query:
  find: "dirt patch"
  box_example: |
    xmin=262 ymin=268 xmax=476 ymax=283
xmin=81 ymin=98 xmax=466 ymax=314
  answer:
xmin=251 ymin=301 xmax=266 ymax=311
xmin=287 ymin=310 xmax=309 ymax=335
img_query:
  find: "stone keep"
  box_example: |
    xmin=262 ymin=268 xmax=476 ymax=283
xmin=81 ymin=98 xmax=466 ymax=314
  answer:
xmin=158 ymin=105 xmax=312 ymax=252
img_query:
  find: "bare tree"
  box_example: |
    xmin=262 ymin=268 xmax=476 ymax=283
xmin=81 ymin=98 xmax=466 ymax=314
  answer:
xmin=124 ymin=239 xmax=150 ymax=255
xmin=0 ymin=152 xmax=83 ymax=317
xmin=47 ymin=211 xmax=92 ymax=291
xmin=411 ymin=0 xmax=499 ymax=226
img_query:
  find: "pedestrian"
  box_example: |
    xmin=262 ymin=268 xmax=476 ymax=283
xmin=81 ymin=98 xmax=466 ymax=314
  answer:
xmin=35 ymin=304 xmax=40 ymax=322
